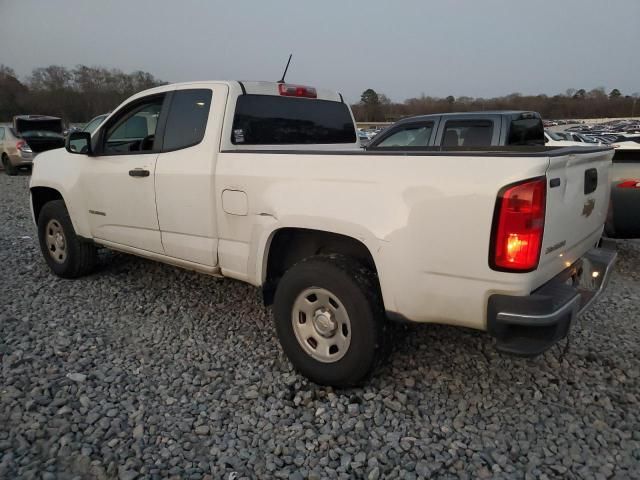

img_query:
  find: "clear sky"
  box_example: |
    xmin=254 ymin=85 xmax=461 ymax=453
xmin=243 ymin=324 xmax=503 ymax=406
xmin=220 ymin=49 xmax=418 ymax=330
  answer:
xmin=1 ymin=0 xmax=638 ymax=103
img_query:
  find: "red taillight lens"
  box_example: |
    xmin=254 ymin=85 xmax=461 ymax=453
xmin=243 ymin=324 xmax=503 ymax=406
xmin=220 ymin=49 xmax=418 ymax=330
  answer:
xmin=490 ymin=177 xmax=546 ymax=272
xmin=278 ymin=83 xmax=317 ymax=98
xmin=617 ymin=179 xmax=640 ymax=189
xmin=16 ymin=140 xmax=32 ymax=153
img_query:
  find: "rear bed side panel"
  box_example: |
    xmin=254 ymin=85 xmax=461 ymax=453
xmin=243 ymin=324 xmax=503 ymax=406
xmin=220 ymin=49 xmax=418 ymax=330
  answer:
xmin=216 ymin=151 xmax=551 ymax=329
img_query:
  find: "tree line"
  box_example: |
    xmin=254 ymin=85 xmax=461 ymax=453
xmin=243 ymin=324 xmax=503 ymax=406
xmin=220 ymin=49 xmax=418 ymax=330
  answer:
xmin=353 ymin=87 xmax=640 ymax=122
xmin=1 ymin=64 xmax=638 ymax=125
xmin=0 ymin=64 xmax=165 ymax=124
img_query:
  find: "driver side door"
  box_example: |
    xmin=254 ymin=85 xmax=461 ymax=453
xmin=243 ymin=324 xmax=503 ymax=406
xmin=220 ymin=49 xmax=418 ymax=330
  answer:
xmin=82 ymin=93 xmax=169 ymax=254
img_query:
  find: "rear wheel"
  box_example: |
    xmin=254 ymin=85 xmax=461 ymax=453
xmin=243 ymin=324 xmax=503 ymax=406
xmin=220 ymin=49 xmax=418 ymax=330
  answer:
xmin=37 ymin=200 xmax=97 ymax=278
xmin=2 ymin=154 xmax=17 ymax=176
xmin=273 ymin=254 xmax=387 ymax=386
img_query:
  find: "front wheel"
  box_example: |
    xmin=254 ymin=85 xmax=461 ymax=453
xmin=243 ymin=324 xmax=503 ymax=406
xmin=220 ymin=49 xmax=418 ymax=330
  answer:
xmin=273 ymin=255 xmax=387 ymax=386
xmin=37 ymin=200 xmax=97 ymax=278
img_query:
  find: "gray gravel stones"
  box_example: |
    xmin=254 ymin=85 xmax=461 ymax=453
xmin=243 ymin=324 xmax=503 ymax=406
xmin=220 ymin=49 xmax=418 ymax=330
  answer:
xmin=66 ymin=372 xmax=87 ymax=382
xmin=1 ymin=174 xmax=640 ymax=479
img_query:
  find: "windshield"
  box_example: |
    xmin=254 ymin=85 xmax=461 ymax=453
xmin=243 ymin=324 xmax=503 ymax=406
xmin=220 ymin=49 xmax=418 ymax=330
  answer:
xmin=577 ymin=134 xmax=598 ymax=143
xmin=547 ymin=131 xmax=564 ymax=141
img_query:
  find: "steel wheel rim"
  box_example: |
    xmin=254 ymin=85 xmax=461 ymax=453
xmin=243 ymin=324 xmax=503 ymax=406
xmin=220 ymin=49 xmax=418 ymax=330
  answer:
xmin=291 ymin=287 xmax=351 ymax=363
xmin=45 ymin=219 xmax=67 ymax=264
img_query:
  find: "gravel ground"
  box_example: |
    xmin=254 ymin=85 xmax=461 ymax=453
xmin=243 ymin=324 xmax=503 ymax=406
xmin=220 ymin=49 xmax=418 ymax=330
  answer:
xmin=1 ymin=174 xmax=639 ymax=480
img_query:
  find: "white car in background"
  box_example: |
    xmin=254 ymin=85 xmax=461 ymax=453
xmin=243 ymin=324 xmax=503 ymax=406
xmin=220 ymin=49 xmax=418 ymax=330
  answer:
xmin=544 ymin=131 xmax=588 ymax=147
xmin=614 ymin=140 xmax=640 ymax=151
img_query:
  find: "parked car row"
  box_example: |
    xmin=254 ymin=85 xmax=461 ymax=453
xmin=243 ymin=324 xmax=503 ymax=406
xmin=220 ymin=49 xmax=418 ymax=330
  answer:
xmin=543 ymin=119 xmax=584 ymax=127
xmin=566 ymin=119 xmax=640 ymax=135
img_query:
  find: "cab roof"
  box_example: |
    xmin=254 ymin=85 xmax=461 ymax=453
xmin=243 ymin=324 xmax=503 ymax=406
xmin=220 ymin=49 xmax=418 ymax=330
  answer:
xmin=392 ymin=110 xmax=540 ymax=125
xmin=129 ymin=80 xmax=344 ymax=103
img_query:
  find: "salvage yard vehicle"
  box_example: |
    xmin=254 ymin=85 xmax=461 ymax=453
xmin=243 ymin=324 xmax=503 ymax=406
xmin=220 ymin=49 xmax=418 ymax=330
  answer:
xmin=29 ymin=81 xmax=617 ymax=386
xmin=367 ymin=111 xmax=545 ymax=149
xmin=1 ymin=115 xmax=65 ymax=175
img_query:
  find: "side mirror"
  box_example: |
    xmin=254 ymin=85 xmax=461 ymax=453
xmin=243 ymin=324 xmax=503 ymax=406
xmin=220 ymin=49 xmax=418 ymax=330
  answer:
xmin=66 ymin=131 xmax=92 ymax=155
xmin=544 ymin=137 xmax=549 ymax=144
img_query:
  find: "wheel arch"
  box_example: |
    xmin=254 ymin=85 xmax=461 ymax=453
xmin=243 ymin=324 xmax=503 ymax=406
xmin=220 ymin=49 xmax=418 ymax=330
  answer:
xmin=30 ymin=186 xmax=65 ymax=225
xmin=261 ymin=226 xmax=387 ymax=308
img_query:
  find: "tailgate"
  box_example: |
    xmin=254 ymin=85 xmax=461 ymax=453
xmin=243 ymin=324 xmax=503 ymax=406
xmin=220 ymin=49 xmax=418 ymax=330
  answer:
xmin=536 ymin=147 xmax=613 ymax=285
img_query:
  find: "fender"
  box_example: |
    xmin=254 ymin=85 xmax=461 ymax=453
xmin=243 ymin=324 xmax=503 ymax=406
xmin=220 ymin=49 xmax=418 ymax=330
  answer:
xmin=250 ymin=215 xmax=397 ymax=313
xmin=30 ymin=149 xmax=92 ymax=238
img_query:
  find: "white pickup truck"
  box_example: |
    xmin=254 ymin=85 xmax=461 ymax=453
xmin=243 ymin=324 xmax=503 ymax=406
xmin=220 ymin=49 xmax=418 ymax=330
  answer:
xmin=30 ymin=81 xmax=617 ymax=386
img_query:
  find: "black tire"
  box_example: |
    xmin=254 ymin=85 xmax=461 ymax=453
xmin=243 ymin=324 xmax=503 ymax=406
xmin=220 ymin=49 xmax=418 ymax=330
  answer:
xmin=37 ymin=200 xmax=97 ymax=278
xmin=2 ymin=154 xmax=17 ymax=176
xmin=273 ymin=254 xmax=388 ymax=387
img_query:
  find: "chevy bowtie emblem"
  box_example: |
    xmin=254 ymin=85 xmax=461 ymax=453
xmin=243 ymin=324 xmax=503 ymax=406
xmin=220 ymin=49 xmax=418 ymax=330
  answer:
xmin=582 ymin=199 xmax=595 ymax=217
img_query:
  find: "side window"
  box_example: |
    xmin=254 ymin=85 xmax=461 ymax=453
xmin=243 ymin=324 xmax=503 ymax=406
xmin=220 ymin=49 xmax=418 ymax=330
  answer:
xmin=441 ymin=120 xmax=493 ymax=147
xmin=163 ymin=89 xmax=212 ymax=151
xmin=0 ymin=128 xmax=4 ymax=140
xmin=375 ymin=124 xmax=433 ymax=148
xmin=102 ymin=95 xmax=164 ymax=154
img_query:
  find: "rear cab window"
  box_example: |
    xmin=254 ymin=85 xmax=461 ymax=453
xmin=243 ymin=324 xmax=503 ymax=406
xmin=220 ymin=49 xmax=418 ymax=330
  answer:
xmin=441 ymin=120 xmax=494 ymax=147
xmin=507 ymin=114 xmax=544 ymax=146
xmin=231 ymin=95 xmax=356 ymax=145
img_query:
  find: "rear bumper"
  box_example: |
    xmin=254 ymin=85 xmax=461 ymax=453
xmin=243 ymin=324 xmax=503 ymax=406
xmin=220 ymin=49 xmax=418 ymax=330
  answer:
xmin=7 ymin=151 xmax=35 ymax=167
xmin=487 ymin=241 xmax=617 ymax=356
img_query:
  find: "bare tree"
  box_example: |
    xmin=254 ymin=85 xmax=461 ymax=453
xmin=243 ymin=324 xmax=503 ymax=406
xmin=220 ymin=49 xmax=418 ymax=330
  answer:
xmin=351 ymin=87 xmax=640 ymax=122
xmin=0 ymin=64 xmax=166 ymax=123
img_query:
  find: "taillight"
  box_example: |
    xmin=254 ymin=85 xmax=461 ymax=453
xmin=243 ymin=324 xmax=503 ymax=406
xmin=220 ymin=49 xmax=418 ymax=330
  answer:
xmin=490 ymin=177 xmax=546 ymax=272
xmin=16 ymin=140 xmax=32 ymax=153
xmin=617 ymin=179 xmax=640 ymax=189
xmin=278 ymin=83 xmax=317 ymax=98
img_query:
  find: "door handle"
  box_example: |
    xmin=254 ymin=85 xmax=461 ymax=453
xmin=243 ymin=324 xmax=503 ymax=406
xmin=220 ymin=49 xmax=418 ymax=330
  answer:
xmin=129 ymin=169 xmax=150 ymax=177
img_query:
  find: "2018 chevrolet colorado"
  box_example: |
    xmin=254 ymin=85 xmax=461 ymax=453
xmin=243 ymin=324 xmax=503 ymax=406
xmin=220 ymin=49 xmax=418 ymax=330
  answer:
xmin=29 ymin=81 xmax=616 ymax=385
